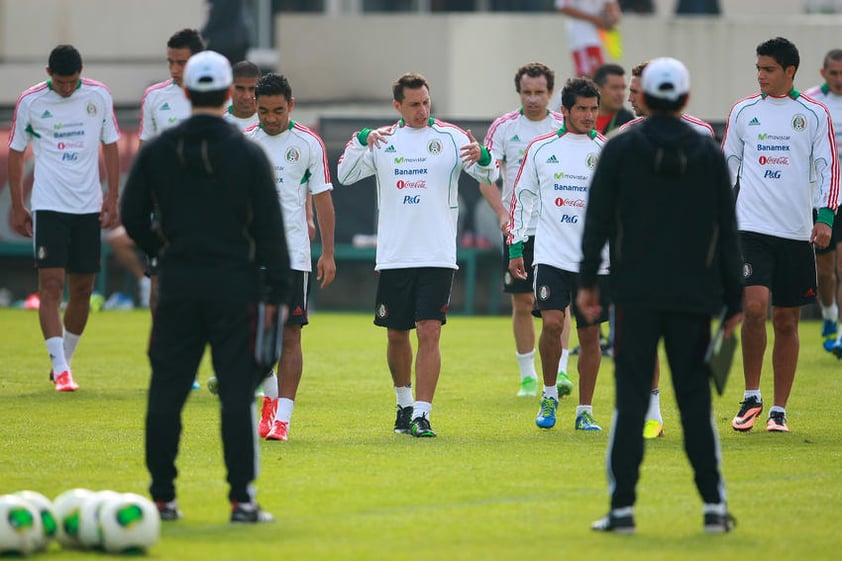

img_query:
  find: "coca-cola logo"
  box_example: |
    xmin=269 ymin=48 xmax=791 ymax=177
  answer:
xmin=396 ymin=179 xmax=427 ymax=189
xmin=554 ymin=198 xmax=586 ymax=208
xmin=758 ymin=155 xmax=789 ymax=165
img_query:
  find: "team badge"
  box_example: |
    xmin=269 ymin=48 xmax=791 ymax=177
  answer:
xmin=538 ymin=285 xmax=551 ymax=301
xmin=791 ymin=114 xmax=806 ymax=132
xmin=85 ymin=102 xmax=97 ymax=116
xmin=37 ymin=246 xmax=47 ymax=261
xmin=742 ymin=263 xmax=752 ymax=279
xmin=427 ymin=139 xmax=442 ymax=155
xmin=376 ymin=303 xmax=388 ymax=319
xmin=286 ymin=147 xmax=301 ymax=163
xmin=586 ymin=153 xmax=599 ymax=169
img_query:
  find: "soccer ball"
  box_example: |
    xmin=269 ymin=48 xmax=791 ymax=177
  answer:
xmin=99 ymin=493 xmax=161 ymax=554
xmin=53 ymin=488 xmax=93 ymax=549
xmin=0 ymin=494 xmax=43 ymax=555
xmin=14 ymin=490 xmax=57 ymax=552
xmin=78 ymin=490 xmax=122 ymax=549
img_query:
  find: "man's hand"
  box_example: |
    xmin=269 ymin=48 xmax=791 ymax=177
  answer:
xmin=576 ymin=286 xmax=602 ymax=323
xmin=100 ymin=190 xmax=119 ymax=229
xmin=508 ymin=256 xmax=527 ymax=280
xmin=811 ymin=222 xmax=832 ymax=249
xmin=11 ymin=206 xmax=33 ymax=238
xmin=316 ymin=255 xmax=336 ymax=289
xmin=460 ymin=129 xmax=483 ymax=167
xmin=365 ymin=127 xmax=393 ymax=151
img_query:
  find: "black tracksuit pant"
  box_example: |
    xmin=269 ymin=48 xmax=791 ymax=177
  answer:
xmin=146 ymin=276 xmax=263 ymax=505
xmin=607 ymin=305 xmax=727 ymax=510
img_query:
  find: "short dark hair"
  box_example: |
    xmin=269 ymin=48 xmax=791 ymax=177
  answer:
xmin=48 ymin=45 xmax=82 ymax=76
xmin=631 ymin=61 xmax=649 ymax=78
xmin=560 ymin=77 xmax=600 ymax=111
xmin=757 ymin=37 xmax=799 ymax=74
xmin=823 ymin=49 xmax=842 ymax=69
xmin=514 ymin=62 xmax=555 ymax=93
xmin=393 ymin=73 xmax=429 ymax=103
xmin=643 ymin=93 xmax=688 ymax=113
xmin=255 ymin=73 xmax=292 ymax=101
xmin=187 ymin=88 xmax=229 ymax=108
xmin=168 ymin=28 xmax=205 ymax=54
xmin=232 ymin=60 xmax=260 ymax=79
xmin=592 ymin=63 xmax=625 ymax=87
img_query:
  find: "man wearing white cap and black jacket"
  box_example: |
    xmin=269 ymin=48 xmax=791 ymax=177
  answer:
xmin=121 ymin=50 xmax=290 ymax=524
xmin=577 ymin=57 xmax=743 ymax=534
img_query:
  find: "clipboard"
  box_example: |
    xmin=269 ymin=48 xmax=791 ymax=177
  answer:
xmin=705 ymin=308 xmax=737 ymax=396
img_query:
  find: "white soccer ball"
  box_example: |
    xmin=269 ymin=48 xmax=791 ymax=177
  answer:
xmin=99 ymin=493 xmax=161 ymax=554
xmin=14 ymin=490 xmax=57 ymax=552
xmin=78 ymin=490 xmax=122 ymax=549
xmin=0 ymin=494 xmax=43 ymax=555
xmin=53 ymin=488 xmax=94 ymax=549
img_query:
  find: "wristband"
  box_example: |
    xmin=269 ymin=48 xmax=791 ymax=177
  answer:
xmin=357 ymin=128 xmax=372 ymax=146
xmin=508 ymin=241 xmax=524 ymax=259
xmin=817 ymin=207 xmax=834 ymax=228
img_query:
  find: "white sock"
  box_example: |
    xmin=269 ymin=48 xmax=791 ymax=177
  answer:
xmin=413 ymin=400 xmax=432 ymax=419
xmin=703 ymin=502 xmax=726 ymax=515
xmin=275 ymin=398 xmax=294 ymax=423
xmin=395 ymin=385 xmax=413 ymax=408
xmin=261 ymin=370 xmax=278 ymax=399
xmin=543 ymin=385 xmax=559 ymax=400
xmin=63 ymin=330 xmax=81 ymax=366
xmin=645 ymin=388 xmax=662 ymax=423
xmin=769 ymin=405 xmax=785 ymax=416
xmin=576 ymin=404 xmax=593 ymax=416
xmin=822 ymin=302 xmax=838 ymax=321
xmin=744 ymin=389 xmax=761 ymax=401
xmin=516 ymin=350 xmax=538 ymax=380
xmin=558 ymin=349 xmax=570 ymax=375
xmin=46 ymin=337 xmax=69 ymax=374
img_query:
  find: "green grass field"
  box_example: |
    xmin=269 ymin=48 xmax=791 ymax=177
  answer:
xmin=1 ymin=309 xmax=840 ymax=560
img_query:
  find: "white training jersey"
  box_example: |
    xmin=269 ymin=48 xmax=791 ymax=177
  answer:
xmin=507 ymin=127 xmax=608 ymax=273
xmin=223 ymin=105 xmax=259 ymax=131
xmin=722 ymin=90 xmax=840 ymax=241
xmin=244 ymin=121 xmax=333 ymax=272
xmin=337 ymin=118 xmax=499 ymax=271
xmin=555 ymin=0 xmax=609 ymax=50
xmin=8 ymin=78 xmax=120 ymax=214
xmin=484 ymin=109 xmax=565 ymax=235
xmin=138 ymin=79 xmax=191 ymax=141
xmin=805 ymin=84 xmax=842 ymax=162
xmin=619 ymin=113 xmax=715 ymax=137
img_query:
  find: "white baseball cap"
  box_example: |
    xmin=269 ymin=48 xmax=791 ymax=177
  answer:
xmin=183 ymin=51 xmax=233 ymax=92
xmin=641 ymin=57 xmax=690 ymax=102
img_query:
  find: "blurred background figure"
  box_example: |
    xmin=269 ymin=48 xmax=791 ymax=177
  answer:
xmin=202 ymin=0 xmax=252 ymax=65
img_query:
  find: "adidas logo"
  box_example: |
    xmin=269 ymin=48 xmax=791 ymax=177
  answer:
xmin=385 ymin=145 xmax=396 ymax=153
xmin=510 ymin=134 xmax=520 ymax=142
xmin=748 ymin=117 xmax=760 ymax=126
xmin=161 ymin=103 xmax=171 ymax=111
xmin=41 ymin=110 xmax=53 ymax=118
xmin=546 ymin=155 xmax=559 ymax=164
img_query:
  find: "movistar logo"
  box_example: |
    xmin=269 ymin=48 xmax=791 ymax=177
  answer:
xmin=168 ymin=117 xmax=178 ymax=124
xmin=758 ymin=133 xmax=767 ymax=140
xmin=41 ymin=110 xmax=53 ymax=118
xmin=546 ymin=155 xmax=559 ymax=164
xmin=161 ymin=103 xmax=171 ymax=111
xmin=554 ymin=172 xmax=564 ymax=179
xmin=748 ymin=117 xmax=761 ymax=126
xmin=395 ymin=157 xmax=404 ymax=163
xmin=385 ymin=145 xmax=396 ymax=153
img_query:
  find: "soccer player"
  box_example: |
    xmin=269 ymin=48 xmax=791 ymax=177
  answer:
xmin=7 ymin=44 xmax=120 ymax=392
xmin=593 ymin=63 xmax=634 ymax=135
xmin=507 ymin=77 xmax=608 ymax=432
xmin=723 ymin=37 xmax=839 ymax=432
xmin=223 ymin=60 xmax=260 ymax=130
xmin=620 ymin=60 xmax=717 ymax=440
xmin=555 ymin=0 xmax=621 ymax=78
xmin=805 ymin=49 xmax=842 ymax=352
xmin=244 ymin=73 xmax=336 ymax=441
xmin=336 ymin=72 xmax=499 ymax=438
xmin=479 ymin=63 xmax=572 ymax=399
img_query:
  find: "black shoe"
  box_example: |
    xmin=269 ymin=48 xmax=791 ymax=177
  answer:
xmin=409 ymin=414 xmax=437 ymax=438
xmin=704 ymin=511 xmax=736 ymax=533
xmin=230 ymin=501 xmax=275 ymax=523
xmin=591 ymin=512 xmax=635 ymax=534
xmin=394 ymin=405 xmax=413 ymax=434
xmin=155 ymin=499 xmax=183 ymax=521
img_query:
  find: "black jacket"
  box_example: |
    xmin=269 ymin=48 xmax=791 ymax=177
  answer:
xmin=601 ymin=107 xmax=635 ymax=136
xmin=121 ymin=114 xmax=290 ymax=304
xmin=580 ymin=114 xmax=742 ymax=317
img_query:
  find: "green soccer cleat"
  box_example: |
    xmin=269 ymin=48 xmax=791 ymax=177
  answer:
xmin=575 ymin=411 xmax=602 ymax=431
xmin=410 ymin=414 xmax=437 ymax=438
xmin=556 ymin=371 xmax=574 ymax=397
xmin=517 ymin=376 xmax=539 ymax=397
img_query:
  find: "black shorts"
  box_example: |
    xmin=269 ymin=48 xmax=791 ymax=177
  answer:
xmin=33 ymin=210 xmax=101 ymax=273
xmin=532 ymin=264 xmax=610 ymax=327
xmin=813 ymin=208 xmax=842 ymax=255
xmin=740 ymin=231 xmax=817 ymax=307
xmin=503 ymin=235 xmax=535 ymax=294
xmin=284 ymin=270 xmax=310 ymax=327
xmin=374 ymin=267 xmax=454 ymax=330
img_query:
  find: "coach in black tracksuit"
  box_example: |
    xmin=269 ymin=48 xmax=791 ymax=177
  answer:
xmin=577 ymin=58 xmax=743 ymax=534
xmin=121 ymin=51 xmax=289 ymax=523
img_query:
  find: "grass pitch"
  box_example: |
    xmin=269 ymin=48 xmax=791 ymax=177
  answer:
xmin=0 ymin=309 xmax=840 ymax=560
